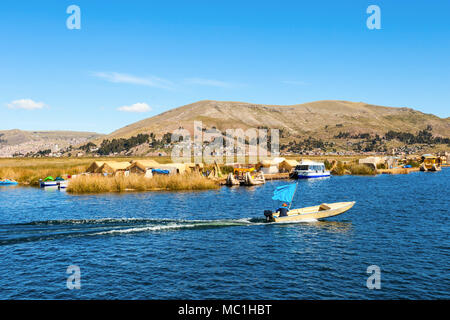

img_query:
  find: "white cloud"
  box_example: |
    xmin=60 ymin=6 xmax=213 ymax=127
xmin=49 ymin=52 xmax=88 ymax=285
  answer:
xmin=117 ymin=102 xmax=152 ymax=113
xmin=91 ymin=72 xmax=174 ymax=90
xmin=6 ymin=99 xmax=46 ymax=110
xmin=92 ymin=71 xmax=240 ymax=90
xmin=184 ymin=78 xmax=233 ymax=88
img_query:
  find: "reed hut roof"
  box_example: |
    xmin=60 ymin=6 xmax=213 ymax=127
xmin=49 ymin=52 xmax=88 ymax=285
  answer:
xmin=99 ymin=161 xmax=132 ymax=173
xmin=128 ymin=160 xmax=161 ymax=170
xmin=358 ymin=157 xmax=383 ymax=165
xmin=279 ymin=159 xmax=299 ymax=170
xmin=86 ymin=161 xmax=105 ymax=173
xmin=259 ymin=157 xmax=286 ymax=167
xmin=281 ymin=159 xmax=299 ymax=166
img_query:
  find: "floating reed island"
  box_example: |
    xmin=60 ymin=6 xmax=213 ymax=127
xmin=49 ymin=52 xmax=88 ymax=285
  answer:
xmin=0 ymin=153 xmax=445 ymax=194
xmin=66 ymin=173 xmax=219 ymax=194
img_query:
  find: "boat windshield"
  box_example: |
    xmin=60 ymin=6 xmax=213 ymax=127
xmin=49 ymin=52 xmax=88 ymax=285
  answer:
xmin=295 ymin=164 xmax=325 ymax=171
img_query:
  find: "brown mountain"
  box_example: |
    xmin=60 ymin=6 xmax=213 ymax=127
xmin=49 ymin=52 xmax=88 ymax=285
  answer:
xmin=0 ymin=129 xmax=102 ymax=146
xmin=102 ymin=100 xmax=450 ymax=140
xmin=0 ymin=129 xmax=103 ymax=157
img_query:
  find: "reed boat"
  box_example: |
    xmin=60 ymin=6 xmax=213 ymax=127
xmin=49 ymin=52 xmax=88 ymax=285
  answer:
xmin=242 ymin=171 xmax=265 ymax=186
xmin=419 ymin=154 xmax=442 ymax=172
xmin=225 ymin=173 xmax=240 ymax=186
xmin=226 ymin=168 xmax=266 ymax=186
xmin=264 ymin=201 xmax=355 ymax=223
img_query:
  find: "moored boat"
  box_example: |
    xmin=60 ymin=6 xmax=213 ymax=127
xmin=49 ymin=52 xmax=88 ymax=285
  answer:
xmin=420 ymin=154 xmax=442 ymax=172
xmin=225 ymin=173 xmax=240 ymax=186
xmin=226 ymin=167 xmax=266 ymax=186
xmin=242 ymin=171 xmax=265 ymax=186
xmin=39 ymin=176 xmax=58 ymax=187
xmin=292 ymin=160 xmax=330 ymax=179
xmin=55 ymin=177 xmax=68 ymax=189
xmin=0 ymin=179 xmax=18 ymax=186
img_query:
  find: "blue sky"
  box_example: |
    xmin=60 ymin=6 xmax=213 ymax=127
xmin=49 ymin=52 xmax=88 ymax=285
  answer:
xmin=1 ymin=0 xmax=449 ymax=133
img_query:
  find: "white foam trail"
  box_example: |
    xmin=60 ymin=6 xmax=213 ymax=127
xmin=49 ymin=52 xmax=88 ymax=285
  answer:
xmin=89 ymin=218 xmax=258 ymax=236
xmin=92 ymin=223 xmax=196 ymax=235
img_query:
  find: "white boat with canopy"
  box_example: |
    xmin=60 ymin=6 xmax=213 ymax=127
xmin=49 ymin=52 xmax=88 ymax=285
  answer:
xmin=264 ymin=182 xmax=355 ymax=222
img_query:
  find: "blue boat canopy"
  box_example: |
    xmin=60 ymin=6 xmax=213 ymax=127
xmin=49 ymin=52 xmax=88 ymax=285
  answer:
xmin=272 ymin=183 xmax=297 ymax=203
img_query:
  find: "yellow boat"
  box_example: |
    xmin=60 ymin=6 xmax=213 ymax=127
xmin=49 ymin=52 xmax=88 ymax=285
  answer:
xmin=264 ymin=201 xmax=355 ymax=223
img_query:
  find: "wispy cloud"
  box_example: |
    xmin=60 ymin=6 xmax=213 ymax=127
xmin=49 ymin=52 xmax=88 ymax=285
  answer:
xmin=184 ymin=78 xmax=233 ymax=88
xmin=117 ymin=102 xmax=152 ymax=113
xmin=6 ymin=99 xmax=47 ymax=110
xmin=91 ymin=72 xmax=239 ymax=90
xmin=282 ymin=80 xmax=308 ymax=86
xmin=92 ymin=72 xmax=174 ymax=90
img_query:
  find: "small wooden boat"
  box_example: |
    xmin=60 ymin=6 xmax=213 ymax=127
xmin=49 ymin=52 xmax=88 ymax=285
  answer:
xmin=55 ymin=177 xmax=68 ymax=189
xmin=39 ymin=176 xmax=58 ymax=187
xmin=0 ymin=179 xmax=18 ymax=186
xmin=265 ymin=182 xmax=355 ymax=222
xmin=264 ymin=201 xmax=355 ymax=223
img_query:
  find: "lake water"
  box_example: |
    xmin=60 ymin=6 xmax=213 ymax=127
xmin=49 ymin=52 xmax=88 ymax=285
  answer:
xmin=0 ymin=169 xmax=449 ymax=299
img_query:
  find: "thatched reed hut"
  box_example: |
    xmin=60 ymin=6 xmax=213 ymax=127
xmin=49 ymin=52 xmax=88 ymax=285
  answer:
xmin=86 ymin=161 xmax=105 ymax=173
xmin=98 ymin=161 xmax=132 ymax=175
xmin=256 ymin=157 xmax=285 ymax=174
xmin=358 ymin=156 xmax=384 ymax=170
xmin=127 ymin=160 xmax=160 ymax=174
xmin=279 ymin=159 xmax=299 ymax=172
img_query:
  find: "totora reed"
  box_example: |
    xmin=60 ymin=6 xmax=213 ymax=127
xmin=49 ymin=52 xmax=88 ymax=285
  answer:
xmin=66 ymin=174 xmax=220 ymax=194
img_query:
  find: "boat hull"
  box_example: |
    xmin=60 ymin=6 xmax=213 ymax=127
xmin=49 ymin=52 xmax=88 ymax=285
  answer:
xmin=241 ymin=172 xmax=265 ymax=186
xmin=292 ymin=170 xmax=331 ymax=179
xmin=57 ymin=181 xmax=68 ymax=189
xmin=0 ymin=181 xmax=18 ymax=186
xmin=40 ymin=181 xmax=58 ymax=188
xmin=295 ymin=174 xmax=331 ymax=179
xmin=269 ymin=201 xmax=355 ymax=223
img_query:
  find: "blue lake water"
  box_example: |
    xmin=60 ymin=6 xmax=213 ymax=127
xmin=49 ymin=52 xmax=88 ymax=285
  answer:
xmin=0 ymin=169 xmax=449 ymax=299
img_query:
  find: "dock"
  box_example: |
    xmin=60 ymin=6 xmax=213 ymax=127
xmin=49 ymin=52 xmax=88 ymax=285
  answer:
xmin=264 ymin=173 xmax=290 ymax=180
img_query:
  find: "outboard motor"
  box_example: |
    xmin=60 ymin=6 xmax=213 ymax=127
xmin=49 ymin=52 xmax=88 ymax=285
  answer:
xmin=264 ymin=210 xmax=274 ymax=222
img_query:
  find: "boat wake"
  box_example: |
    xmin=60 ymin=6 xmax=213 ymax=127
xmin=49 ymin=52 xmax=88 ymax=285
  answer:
xmin=0 ymin=217 xmax=266 ymax=245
